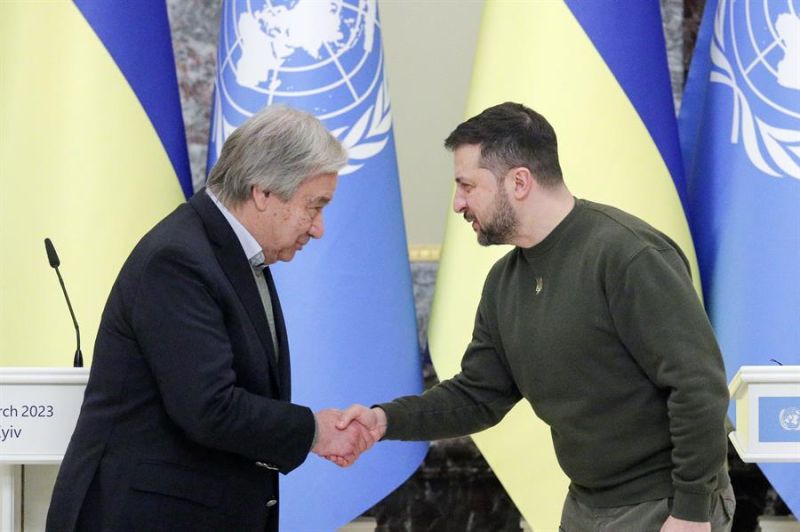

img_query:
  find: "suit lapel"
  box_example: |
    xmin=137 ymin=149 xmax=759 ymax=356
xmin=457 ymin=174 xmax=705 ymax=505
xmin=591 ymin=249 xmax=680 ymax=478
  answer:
xmin=189 ymin=190 xmax=282 ymax=396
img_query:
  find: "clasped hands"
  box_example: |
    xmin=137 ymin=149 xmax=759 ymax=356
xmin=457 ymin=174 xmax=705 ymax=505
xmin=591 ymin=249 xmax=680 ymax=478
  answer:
xmin=311 ymin=405 xmax=386 ymax=467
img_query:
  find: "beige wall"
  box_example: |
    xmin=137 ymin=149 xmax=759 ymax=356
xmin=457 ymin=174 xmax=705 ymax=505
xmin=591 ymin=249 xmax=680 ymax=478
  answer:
xmin=380 ymin=1 xmax=484 ymax=248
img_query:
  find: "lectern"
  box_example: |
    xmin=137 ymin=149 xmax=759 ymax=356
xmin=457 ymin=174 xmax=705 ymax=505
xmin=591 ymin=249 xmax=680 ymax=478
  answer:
xmin=729 ymin=365 xmax=800 ymax=463
xmin=0 ymin=367 xmax=89 ymax=531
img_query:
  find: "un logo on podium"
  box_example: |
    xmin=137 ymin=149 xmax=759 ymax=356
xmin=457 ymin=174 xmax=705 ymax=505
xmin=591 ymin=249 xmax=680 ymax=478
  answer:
xmin=710 ymin=0 xmax=800 ymax=180
xmin=779 ymin=406 xmax=800 ymax=431
xmin=209 ymin=0 xmax=391 ymax=174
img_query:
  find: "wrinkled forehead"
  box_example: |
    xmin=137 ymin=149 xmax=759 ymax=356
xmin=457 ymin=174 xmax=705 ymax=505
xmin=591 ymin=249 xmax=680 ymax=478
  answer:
xmin=294 ymin=172 xmax=338 ymax=202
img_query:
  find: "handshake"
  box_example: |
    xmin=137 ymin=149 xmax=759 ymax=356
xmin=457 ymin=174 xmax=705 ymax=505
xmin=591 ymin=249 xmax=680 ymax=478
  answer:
xmin=311 ymin=404 xmax=387 ymax=467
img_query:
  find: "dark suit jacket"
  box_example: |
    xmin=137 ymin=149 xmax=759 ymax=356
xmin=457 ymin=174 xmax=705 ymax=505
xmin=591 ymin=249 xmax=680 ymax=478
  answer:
xmin=46 ymin=191 xmax=315 ymax=532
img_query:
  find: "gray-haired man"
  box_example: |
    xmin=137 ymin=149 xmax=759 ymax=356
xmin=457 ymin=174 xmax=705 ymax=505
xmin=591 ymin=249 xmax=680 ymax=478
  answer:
xmin=47 ymin=105 xmax=368 ymax=532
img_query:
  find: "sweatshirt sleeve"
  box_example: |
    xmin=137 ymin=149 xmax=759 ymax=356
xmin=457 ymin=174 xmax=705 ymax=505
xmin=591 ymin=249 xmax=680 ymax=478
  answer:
xmin=607 ymin=245 xmax=729 ymax=522
xmin=379 ymin=290 xmax=522 ymax=441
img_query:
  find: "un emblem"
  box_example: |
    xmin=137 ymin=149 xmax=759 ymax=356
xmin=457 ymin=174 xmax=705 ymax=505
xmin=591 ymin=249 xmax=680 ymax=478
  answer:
xmin=209 ymin=0 xmax=391 ymax=174
xmin=710 ymin=0 xmax=800 ymax=180
xmin=779 ymin=406 xmax=800 ymax=431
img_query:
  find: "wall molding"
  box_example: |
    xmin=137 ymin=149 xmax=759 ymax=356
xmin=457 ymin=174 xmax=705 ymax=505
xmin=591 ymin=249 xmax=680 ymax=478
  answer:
xmin=408 ymin=245 xmax=440 ymax=262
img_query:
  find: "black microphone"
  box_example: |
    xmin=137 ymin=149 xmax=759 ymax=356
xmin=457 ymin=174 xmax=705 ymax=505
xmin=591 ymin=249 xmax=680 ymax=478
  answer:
xmin=44 ymin=238 xmax=83 ymax=367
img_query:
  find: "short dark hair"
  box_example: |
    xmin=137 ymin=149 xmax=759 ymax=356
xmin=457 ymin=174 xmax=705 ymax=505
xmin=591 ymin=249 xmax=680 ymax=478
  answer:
xmin=444 ymin=102 xmax=563 ymax=186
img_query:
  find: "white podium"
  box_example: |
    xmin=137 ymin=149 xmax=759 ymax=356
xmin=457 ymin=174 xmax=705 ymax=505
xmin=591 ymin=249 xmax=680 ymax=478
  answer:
xmin=0 ymin=367 xmax=89 ymax=531
xmin=729 ymin=365 xmax=800 ymax=463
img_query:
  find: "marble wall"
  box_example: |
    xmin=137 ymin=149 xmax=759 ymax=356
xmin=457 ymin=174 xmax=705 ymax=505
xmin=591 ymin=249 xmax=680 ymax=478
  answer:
xmin=166 ymin=0 xmax=220 ymax=192
xmin=165 ymin=1 xmax=792 ymax=530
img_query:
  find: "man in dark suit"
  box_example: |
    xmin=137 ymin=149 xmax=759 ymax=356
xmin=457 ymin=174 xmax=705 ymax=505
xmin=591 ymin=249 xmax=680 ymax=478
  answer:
xmin=46 ymin=105 xmax=369 ymax=531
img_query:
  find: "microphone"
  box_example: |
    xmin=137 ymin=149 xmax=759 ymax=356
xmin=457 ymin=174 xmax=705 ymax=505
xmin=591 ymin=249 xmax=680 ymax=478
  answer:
xmin=44 ymin=238 xmax=83 ymax=367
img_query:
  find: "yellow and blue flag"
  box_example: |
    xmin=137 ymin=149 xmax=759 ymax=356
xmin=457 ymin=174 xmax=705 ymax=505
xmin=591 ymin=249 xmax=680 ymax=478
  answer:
xmin=680 ymin=0 xmax=800 ymax=516
xmin=0 ymin=1 xmax=190 ymax=367
xmin=428 ymin=2 xmax=697 ymax=529
xmin=207 ymin=1 xmax=426 ymax=528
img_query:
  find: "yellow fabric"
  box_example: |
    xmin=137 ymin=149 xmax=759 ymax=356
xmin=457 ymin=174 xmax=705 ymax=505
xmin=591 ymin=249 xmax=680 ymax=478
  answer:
xmin=0 ymin=3 xmax=185 ymax=366
xmin=428 ymin=2 xmax=699 ymax=529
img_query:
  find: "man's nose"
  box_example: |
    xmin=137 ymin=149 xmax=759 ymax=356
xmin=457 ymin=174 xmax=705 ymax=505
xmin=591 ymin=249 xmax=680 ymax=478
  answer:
xmin=453 ymin=192 xmax=466 ymax=213
xmin=309 ymin=213 xmax=325 ymax=239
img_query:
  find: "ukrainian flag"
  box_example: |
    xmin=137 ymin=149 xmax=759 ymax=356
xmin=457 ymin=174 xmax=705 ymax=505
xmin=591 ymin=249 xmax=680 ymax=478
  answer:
xmin=428 ymin=2 xmax=695 ymax=529
xmin=0 ymin=1 xmax=190 ymax=367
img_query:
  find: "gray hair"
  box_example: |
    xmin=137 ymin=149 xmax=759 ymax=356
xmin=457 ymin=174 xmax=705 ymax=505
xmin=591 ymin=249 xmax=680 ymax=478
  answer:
xmin=207 ymin=105 xmax=348 ymax=204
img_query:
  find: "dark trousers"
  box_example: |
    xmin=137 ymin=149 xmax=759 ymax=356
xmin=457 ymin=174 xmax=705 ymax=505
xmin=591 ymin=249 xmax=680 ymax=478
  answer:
xmin=559 ymin=484 xmax=735 ymax=532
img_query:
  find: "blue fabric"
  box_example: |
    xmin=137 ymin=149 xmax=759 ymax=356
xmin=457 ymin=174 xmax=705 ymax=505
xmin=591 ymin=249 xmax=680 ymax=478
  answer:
xmin=207 ymin=1 xmax=427 ymax=529
xmin=73 ymin=0 xmax=192 ymax=198
xmin=759 ymin=398 xmax=800 ymax=443
xmin=564 ymin=0 xmax=687 ymax=207
xmin=679 ymin=0 xmax=800 ymax=515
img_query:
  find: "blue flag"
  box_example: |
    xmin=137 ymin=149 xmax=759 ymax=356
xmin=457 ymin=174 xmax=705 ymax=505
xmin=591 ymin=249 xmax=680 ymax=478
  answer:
xmin=680 ymin=0 xmax=800 ymax=516
xmin=207 ymin=1 xmax=427 ymax=529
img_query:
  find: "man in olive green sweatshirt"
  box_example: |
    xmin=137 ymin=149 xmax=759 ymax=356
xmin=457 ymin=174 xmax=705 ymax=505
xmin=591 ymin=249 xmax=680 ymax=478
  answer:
xmin=336 ymin=102 xmax=734 ymax=531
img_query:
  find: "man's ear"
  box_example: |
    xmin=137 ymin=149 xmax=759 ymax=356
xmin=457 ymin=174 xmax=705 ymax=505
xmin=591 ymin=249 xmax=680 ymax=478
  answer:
xmin=510 ymin=167 xmax=534 ymax=200
xmin=252 ymin=185 xmax=271 ymax=211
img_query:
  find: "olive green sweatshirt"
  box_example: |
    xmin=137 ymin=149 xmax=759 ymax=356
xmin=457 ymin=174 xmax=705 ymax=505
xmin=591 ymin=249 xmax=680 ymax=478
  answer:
xmin=380 ymin=199 xmax=730 ymax=522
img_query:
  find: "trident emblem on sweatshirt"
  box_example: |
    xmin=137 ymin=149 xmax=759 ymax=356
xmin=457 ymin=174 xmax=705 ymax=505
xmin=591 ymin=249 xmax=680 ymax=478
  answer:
xmin=535 ymin=276 xmax=543 ymax=295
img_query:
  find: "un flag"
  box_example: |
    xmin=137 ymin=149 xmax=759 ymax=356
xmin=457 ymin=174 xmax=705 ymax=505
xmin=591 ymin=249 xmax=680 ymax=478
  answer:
xmin=207 ymin=1 xmax=427 ymax=529
xmin=680 ymin=0 xmax=800 ymax=517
